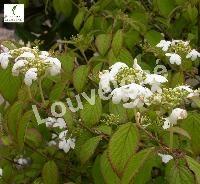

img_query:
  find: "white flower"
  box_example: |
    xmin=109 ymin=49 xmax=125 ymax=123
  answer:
xmin=12 ymin=59 xmax=27 ymax=76
xmin=169 ymin=108 xmax=187 ymax=124
xmin=0 ymin=168 xmax=2 ymax=177
xmin=0 ymin=52 xmax=11 ymax=69
xmin=156 ymin=40 xmax=171 ymax=51
xmin=24 ymin=68 xmax=38 ymax=86
xmin=53 ymin=118 xmax=67 ymax=129
xmin=59 ymin=130 xmax=68 ymax=140
xmin=109 ymin=62 xmax=128 ymax=80
xmin=99 ymin=71 xmax=112 ymax=93
xmin=144 ymin=74 xmax=168 ymax=92
xmin=0 ymin=45 xmax=9 ymax=53
xmin=162 ymin=108 xmax=187 ymax=129
xmin=44 ymin=57 xmax=61 ymax=76
xmin=165 ymin=53 xmax=182 ymax=65
xmin=58 ymin=138 xmax=75 ymax=153
xmin=133 ymin=58 xmax=143 ymax=71
xmin=111 ymin=87 xmax=129 ymax=104
xmin=15 ymin=52 xmax=35 ymax=61
xmin=186 ymin=49 xmax=200 ymax=61
xmin=17 ymin=158 xmax=28 ymax=165
xmin=45 ymin=117 xmax=57 ymax=127
xmin=158 ymin=153 xmax=173 ymax=163
xmin=14 ymin=156 xmax=29 ymax=169
xmin=39 ymin=51 xmax=49 ymax=59
xmin=162 ymin=118 xmax=171 ymax=129
xmin=111 ymin=83 xmax=152 ymax=108
xmin=48 ymin=140 xmax=57 ymax=146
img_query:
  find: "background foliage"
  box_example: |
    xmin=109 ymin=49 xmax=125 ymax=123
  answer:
xmin=0 ymin=0 xmax=200 ymax=183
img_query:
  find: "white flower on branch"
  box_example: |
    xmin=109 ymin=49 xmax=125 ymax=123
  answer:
xmin=24 ymin=68 xmax=38 ymax=86
xmin=44 ymin=57 xmax=61 ymax=76
xmin=156 ymin=40 xmax=171 ymax=51
xmin=144 ymin=74 xmax=168 ymax=92
xmin=162 ymin=108 xmax=187 ymax=129
xmin=186 ymin=49 xmax=200 ymax=61
xmin=158 ymin=153 xmax=173 ymax=163
xmin=165 ymin=53 xmax=182 ymax=65
xmin=0 ymin=52 xmax=11 ymax=69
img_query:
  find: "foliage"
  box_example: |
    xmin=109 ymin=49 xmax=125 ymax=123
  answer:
xmin=0 ymin=0 xmax=200 ymax=183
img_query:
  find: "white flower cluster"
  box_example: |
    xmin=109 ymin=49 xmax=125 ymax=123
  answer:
xmin=156 ymin=40 xmax=200 ymax=65
xmin=0 ymin=45 xmax=61 ymax=86
xmin=99 ymin=60 xmax=195 ymax=130
xmin=99 ymin=59 xmax=168 ymax=108
xmin=45 ymin=117 xmax=75 ymax=153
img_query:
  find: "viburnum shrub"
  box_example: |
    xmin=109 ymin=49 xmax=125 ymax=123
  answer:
xmin=0 ymin=0 xmax=200 ymax=184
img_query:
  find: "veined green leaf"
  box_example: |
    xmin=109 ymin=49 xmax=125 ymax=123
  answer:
xmin=42 ymin=161 xmax=59 ymax=184
xmin=73 ymin=8 xmax=86 ymax=30
xmin=186 ymin=156 xmax=200 ymax=184
xmin=108 ymin=122 xmax=139 ymax=177
xmin=112 ymin=29 xmax=123 ymax=56
xmin=181 ymin=112 xmax=200 ymax=155
xmin=79 ymin=136 xmax=102 ymax=164
xmin=100 ymin=151 xmax=120 ymax=184
xmin=17 ymin=111 xmax=33 ymax=149
xmin=121 ymin=147 xmax=155 ymax=184
xmin=0 ymin=68 xmax=21 ymax=103
xmin=95 ymin=34 xmax=112 ymax=56
xmin=7 ymin=101 xmax=23 ymax=139
xmin=80 ymin=96 xmax=102 ymax=127
xmin=73 ymin=65 xmax=89 ymax=93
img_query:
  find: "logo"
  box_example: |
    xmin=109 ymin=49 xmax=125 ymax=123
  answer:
xmin=4 ymin=4 xmax=24 ymax=23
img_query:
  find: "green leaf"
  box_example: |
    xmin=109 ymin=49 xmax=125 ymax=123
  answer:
xmin=92 ymin=156 xmax=105 ymax=184
xmin=25 ymin=128 xmax=42 ymax=147
xmin=121 ymin=147 xmax=155 ymax=184
xmin=0 ymin=68 xmax=21 ymax=103
xmin=80 ymin=96 xmax=102 ymax=127
xmin=112 ymin=29 xmax=123 ymax=56
xmin=109 ymin=102 xmax=128 ymax=124
xmin=17 ymin=111 xmax=33 ymax=149
xmin=7 ymin=102 xmax=23 ymax=138
xmin=100 ymin=151 xmax=120 ymax=184
xmin=186 ymin=5 xmax=198 ymax=23
xmin=73 ymin=65 xmax=89 ymax=93
xmin=166 ymin=162 xmax=195 ymax=184
xmin=145 ymin=30 xmax=163 ymax=46
xmin=49 ymin=82 xmax=65 ymax=102
xmin=170 ymin=71 xmax=184 ymax=88
xmin=95 ymin=34 xmax=112 ymax=56
xmin=153 ymin=0 xmax=176 ymax=17
xmin=186 ymin=156 xmax=200 ymax=183
xmin=124 ymin=30 xmax=140 ymax=49
xmin=81 ymin=15 xmax=94 ymax=33
xmin=79 ymin=136 xmax=101 ymax=164
xmin=42 ymin=161 xmax=59 ymax=184
xmin=95 ymin=125 xmax=112 ymax=136
xmin=73 ymin=8 xmax=86 ymax=30
xmin=53 ymin=0 xmax=72 ymax=17
xmin=108 ymin=122 xmax=139 ymax=176
xmin=59 ymin=51 xmax=75 ymax=74
xmin=117 ymin=48 xmax=133 ymax=67
xmin=181 ymin=112 xmax=200 ymax=155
